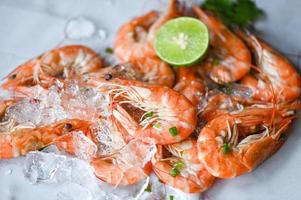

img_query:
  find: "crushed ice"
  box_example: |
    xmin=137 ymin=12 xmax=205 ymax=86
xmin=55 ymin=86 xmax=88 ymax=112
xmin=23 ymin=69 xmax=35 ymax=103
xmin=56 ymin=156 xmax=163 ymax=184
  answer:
xmin=91 ymin=119 xmax=125 ymax=156
xmin=23 ymin=150 xmax=152 ymax=200
xmin=72 ymin=131 xmax=97 ymax=160
xmin=2 ymin=81 xmax=110 ymax=129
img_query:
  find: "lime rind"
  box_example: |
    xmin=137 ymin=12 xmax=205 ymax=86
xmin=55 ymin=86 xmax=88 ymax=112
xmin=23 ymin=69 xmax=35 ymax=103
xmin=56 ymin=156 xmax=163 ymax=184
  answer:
xmin=154 ymin=17 xmax=209 ymax=67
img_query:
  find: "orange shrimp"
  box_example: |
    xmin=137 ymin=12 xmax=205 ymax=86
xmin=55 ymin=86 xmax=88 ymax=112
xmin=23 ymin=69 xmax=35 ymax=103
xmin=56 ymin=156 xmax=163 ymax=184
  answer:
xmin=91 ymin=56 xmax=175 ymax=87
xmin=0 ymin=119 xmax=92 ymax=159
xmin=193 ymin=7 xmax=252 ymax=83
xmin=197 ymin=105 xmax=297 ymax=178
xmin=201 ymin=93 xmax=243 ymax=122
xmin=152 ymin=139 xmax=215 ymax=193
xmin=1 ymin=45 xmax=102 ymax=91
xmin=91 ymin=139 xmax=154 ymax=186
xmin=174 ymin=66 xmax=205 ymax=106
xmin=114 ymin=0 xmax=180 ymax=61
xmin=236 ymin=30 xmax=301 ymax=102
xmin=92 ymin=78 xmax=197 ymax=144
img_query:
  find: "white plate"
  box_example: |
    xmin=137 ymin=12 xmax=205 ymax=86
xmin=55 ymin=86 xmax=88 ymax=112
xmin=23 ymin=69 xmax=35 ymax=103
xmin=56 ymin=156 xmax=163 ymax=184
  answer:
xmin=0 ymin=0 xmax=300 ymax=200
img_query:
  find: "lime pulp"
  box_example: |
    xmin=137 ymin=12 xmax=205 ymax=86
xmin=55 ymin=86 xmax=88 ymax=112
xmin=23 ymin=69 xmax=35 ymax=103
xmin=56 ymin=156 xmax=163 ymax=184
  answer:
xmin=154 ymin=17 xmax=209 ymax=67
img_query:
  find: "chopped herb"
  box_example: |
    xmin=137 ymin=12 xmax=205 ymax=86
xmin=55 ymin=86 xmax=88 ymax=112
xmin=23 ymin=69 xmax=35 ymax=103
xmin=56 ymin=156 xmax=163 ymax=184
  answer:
xmin=170 ymin=161 xmax=185 ymax=177
xmin=202 ymin=0 xmax=264 ymax=27
xmin=174 ymin=160 xmax=185 ymax=170
xmin=212 ymin=58 xmax=220 ymax=66
xmin=105 ymin=47 xmax=114 ymax=54
xmin=153 ymin=123 xmax=161 ymax=129
xmin=169 ymin=195 xmax=174 ymax=200
xmin=169 ymin=127 xmax=178 ymax=137
xmin=169 ymin=167 xmax=180 ymax=177
xmin=222 ymin=143 xmax=230 ymax=155
xmin=145 ymin=111 xmax=154 ymax=118
xmin=144 ymin=184 xmax=151 ymax=192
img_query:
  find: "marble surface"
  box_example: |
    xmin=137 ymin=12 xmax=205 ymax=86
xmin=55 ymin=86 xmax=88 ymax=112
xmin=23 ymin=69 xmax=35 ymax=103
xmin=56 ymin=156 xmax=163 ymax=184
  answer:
xmin=0 ymin=0 xmax=301 ymax=200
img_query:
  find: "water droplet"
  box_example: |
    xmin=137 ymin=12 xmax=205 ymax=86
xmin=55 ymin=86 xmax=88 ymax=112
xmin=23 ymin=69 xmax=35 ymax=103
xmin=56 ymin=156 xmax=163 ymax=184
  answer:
xmin=65 ymin=17 xmax=96 ymax=40
xmin=5 ymin=169 xmax=13 ymax=175
xmin=97 ymin=29 xmax=107 ymax=41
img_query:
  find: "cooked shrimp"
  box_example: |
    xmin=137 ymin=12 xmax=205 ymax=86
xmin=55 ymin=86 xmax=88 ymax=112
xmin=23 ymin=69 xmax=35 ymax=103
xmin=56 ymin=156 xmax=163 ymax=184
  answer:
xmin=93 ymin=78 xmax=197 ymax=144
xmin=114 ymin=0 xmax=179 ymax=61
xmin=1 ymin=45 xmax=102 ymax=91
xmin=152 ymin=139 xmax=215 ymax=193
xmin=91 ymin=139 xmax=154 ymax=186
xmin=0 ymin=119 xmax=92 ymax=159
xmin=197 ymin=105 xmax=297 ymax=178
xmin=91 ymin=56 xmax=175 ymax=87
xmin=193 ymin=7 xmax=252 ymax=83
xmin=174 ymin=66 xmax=205 ymax=106
xmin=201 ymin=93 xmax=243 ymax=122
xmin=235 ymin=30 xmax=301 ymax=102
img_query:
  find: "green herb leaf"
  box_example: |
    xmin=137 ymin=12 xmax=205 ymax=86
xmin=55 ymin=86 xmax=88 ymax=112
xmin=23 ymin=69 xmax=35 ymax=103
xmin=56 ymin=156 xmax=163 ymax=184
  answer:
xmin=169 ymin=195 xmax=174 ymax=200
xmin=222 ymin=143 xmax=230 ymax=155
xmin=202 ymin=0 xmax=264 ymax=27
xmin=105 ymin=47 xmax=114 ymax=54
xmin=169 ymin=167 xmax=180 ymax=177
xmin=145 ymin=184 xmax=152 ymax=192
xmin=169 ymin=127 xmax=178 ymax=137
xmin=153 ymin=123 xmax=161 ymax=129
xmin=145 ymin=111 xmax=154 ymax=118
xmin=174 ymin=160 xmax=185 ymax=170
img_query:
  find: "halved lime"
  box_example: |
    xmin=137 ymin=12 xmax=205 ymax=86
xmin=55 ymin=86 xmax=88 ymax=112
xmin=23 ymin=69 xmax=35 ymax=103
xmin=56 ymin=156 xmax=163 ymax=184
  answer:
xmin=154 ymin=17 xmax=209 ymax=67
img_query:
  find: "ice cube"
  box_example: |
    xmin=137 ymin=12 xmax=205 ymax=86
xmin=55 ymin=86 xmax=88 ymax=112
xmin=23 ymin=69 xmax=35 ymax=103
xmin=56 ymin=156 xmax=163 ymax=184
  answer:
xmin=61 ymin=82 xmax=110 ymax=120
xmin=65 ymin=17 xmax=96 ymax=40
xmin=5 ymin=98 xmax=42 ymax=127
xmin=117 ymin=139 xmax=156 ymax=169
xmin=23 ymin=151 xmax=66 ymax=184
xmin=23 ymin=151 xmax=133 ymax=200
xmin=72 ymin=131 xmax=97 ymax=160
xmin=91 ymin=119 xmax=125 ymax=156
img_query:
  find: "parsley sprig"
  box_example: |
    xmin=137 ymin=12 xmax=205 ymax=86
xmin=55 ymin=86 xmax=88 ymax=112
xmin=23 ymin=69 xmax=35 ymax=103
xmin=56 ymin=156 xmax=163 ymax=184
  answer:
xmin=202 ymin=0 xmax=264 ymax=27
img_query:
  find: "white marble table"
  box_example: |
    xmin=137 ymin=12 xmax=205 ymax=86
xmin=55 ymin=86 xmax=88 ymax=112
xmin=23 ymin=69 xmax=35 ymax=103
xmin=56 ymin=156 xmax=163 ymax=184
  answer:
xmin=0 ymin=0 xmax=300 ymax=200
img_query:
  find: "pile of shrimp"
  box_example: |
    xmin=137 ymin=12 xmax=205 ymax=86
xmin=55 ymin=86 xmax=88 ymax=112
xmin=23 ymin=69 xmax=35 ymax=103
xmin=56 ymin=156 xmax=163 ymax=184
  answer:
xmin=1 ymin=0 xmax=301 ymax=195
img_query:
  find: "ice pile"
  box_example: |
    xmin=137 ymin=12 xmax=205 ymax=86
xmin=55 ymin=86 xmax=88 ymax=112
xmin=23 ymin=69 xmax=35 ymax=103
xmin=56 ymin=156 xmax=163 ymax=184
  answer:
xmin=61 ymin=82 xmax=111 ymax=120
xmin=23 ymin=150 xmax=106 ymax=200
xmin=4 ymin=85 xmax=66 ymax=128
xmin=23 ymin=149 xmax=152 ymax=200
xmin=3 ymin=81 xmax=110 ymax=129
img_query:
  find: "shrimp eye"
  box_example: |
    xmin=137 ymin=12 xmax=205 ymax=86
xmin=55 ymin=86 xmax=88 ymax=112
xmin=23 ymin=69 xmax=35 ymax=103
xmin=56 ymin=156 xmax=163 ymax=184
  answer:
xmin=104 ymin=73 xmax=113 ymax=81
xmin=10 ymin=74 xmax=17 ymax=80
xmin=64 ymin=123 xmax=73 ymax=131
